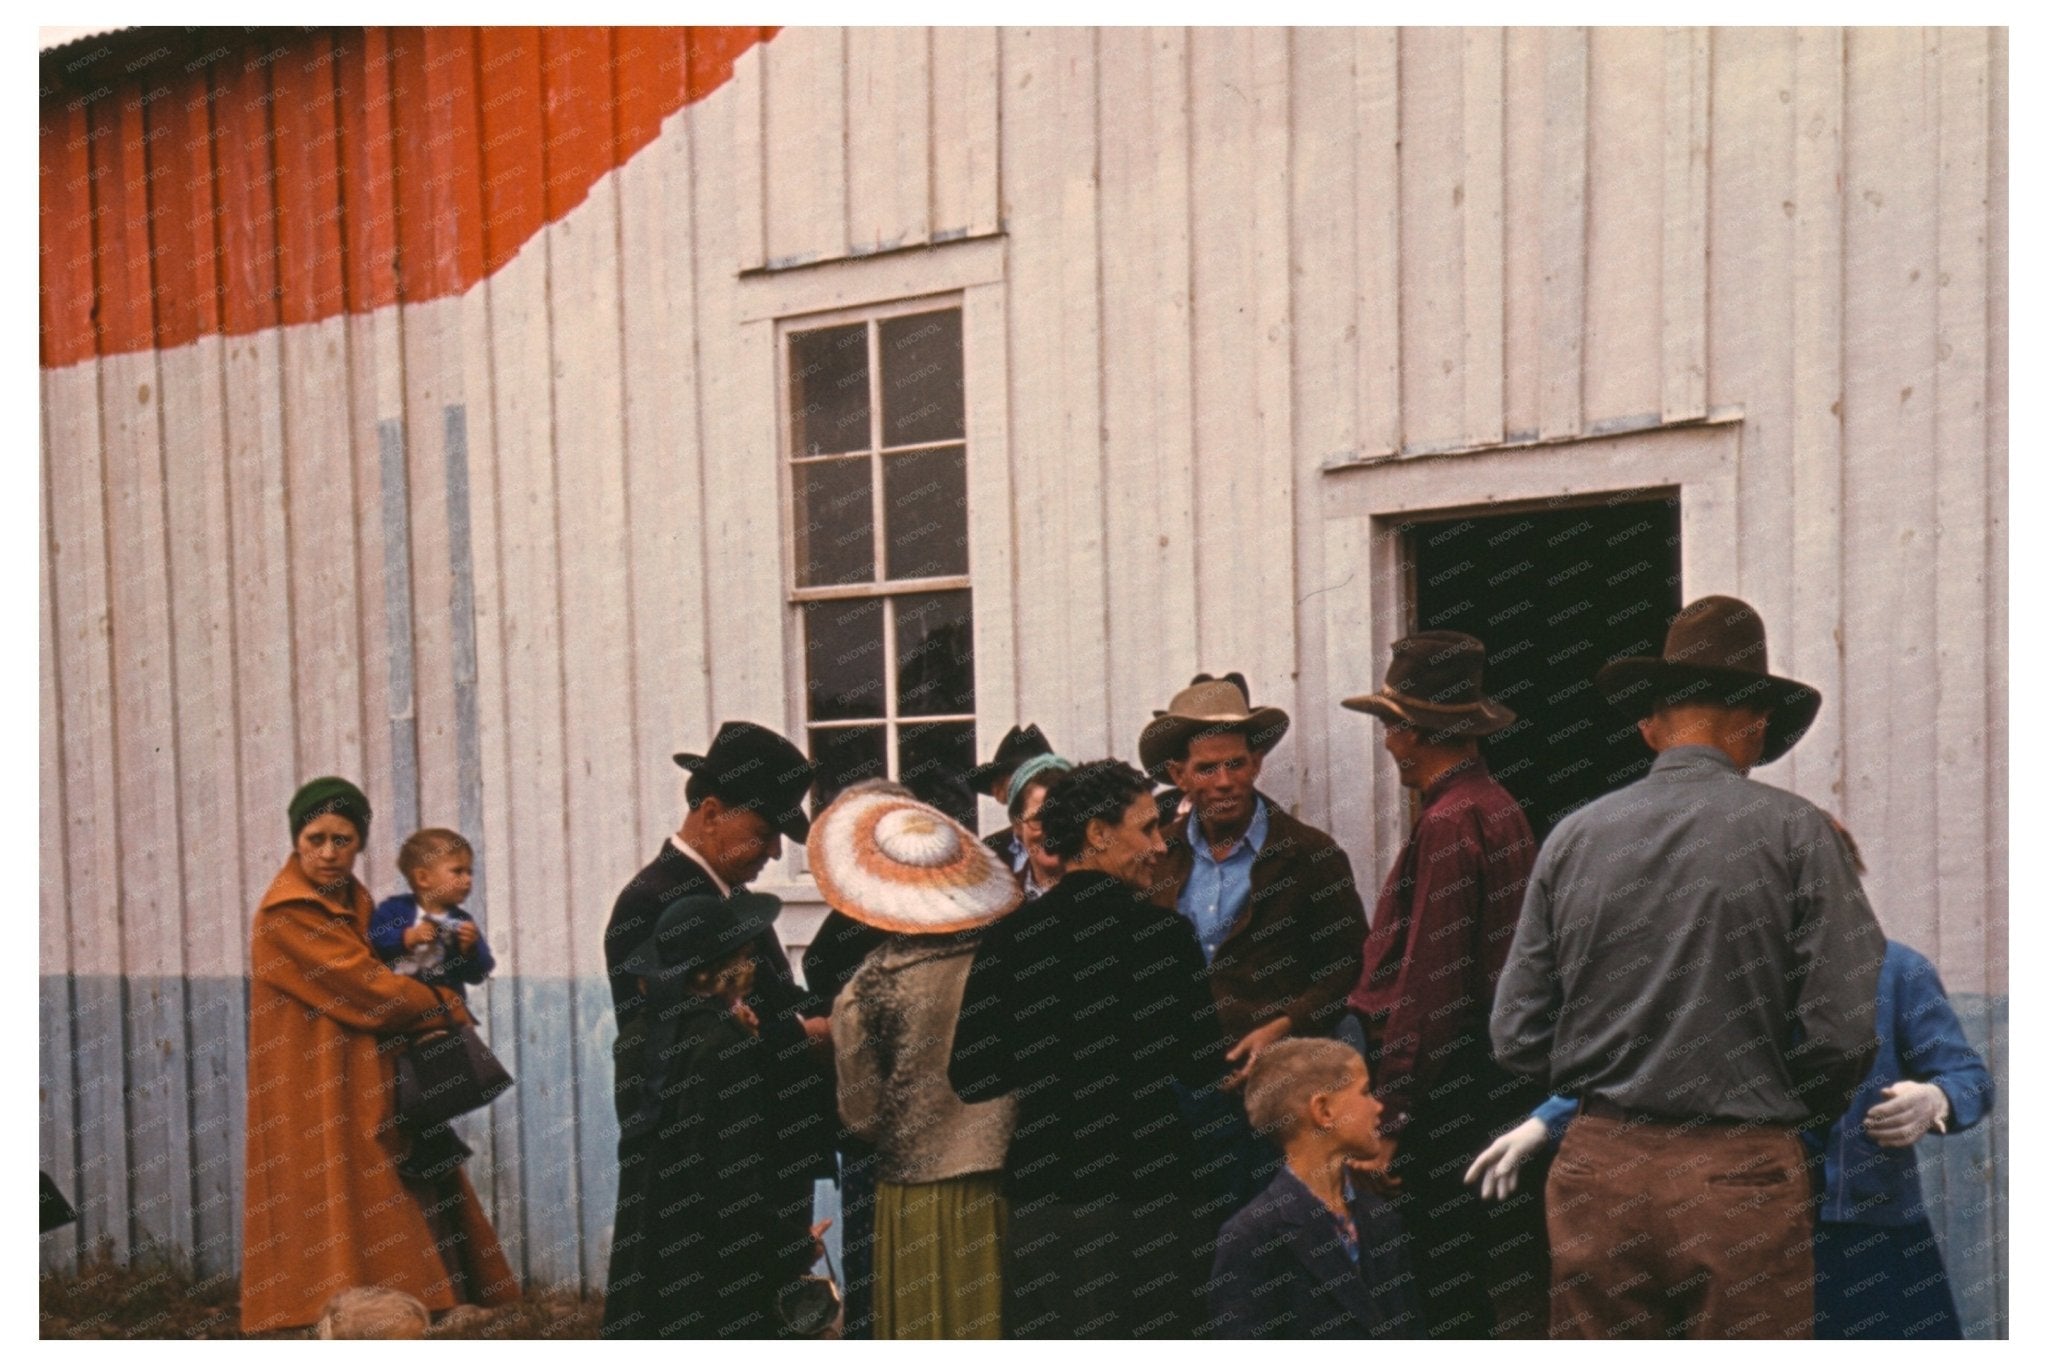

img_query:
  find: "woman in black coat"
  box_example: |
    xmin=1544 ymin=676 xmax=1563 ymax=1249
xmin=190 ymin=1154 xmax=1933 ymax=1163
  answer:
xmin=949 ymin=760 xmax=1229 ymax=1338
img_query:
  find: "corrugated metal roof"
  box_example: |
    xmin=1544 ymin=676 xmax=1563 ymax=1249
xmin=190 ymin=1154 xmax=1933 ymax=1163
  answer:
xmin=38 ymin=26 xmax=133 ymax=52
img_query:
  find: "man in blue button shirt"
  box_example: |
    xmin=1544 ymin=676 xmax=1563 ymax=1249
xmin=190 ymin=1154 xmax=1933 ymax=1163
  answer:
xmin=1139 ymin=676 xmax=1368 ymax=1216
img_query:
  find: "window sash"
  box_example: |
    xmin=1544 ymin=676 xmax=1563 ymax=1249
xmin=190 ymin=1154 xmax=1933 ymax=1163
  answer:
xmin=781 ymin=298 xmax=975 ymax=820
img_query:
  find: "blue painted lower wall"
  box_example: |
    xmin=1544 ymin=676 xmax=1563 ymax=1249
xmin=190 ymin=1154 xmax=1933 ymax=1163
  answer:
xmin=37 ymin=977 xmax=2008 ymax=1339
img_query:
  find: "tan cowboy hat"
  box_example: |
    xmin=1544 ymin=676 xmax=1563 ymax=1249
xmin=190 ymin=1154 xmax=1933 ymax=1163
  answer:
xmin=1595 ymin=594 xmax=1820 ymax=766
xmin=807 ymin=789 xmax=1023 ymax=935
xmin=1341 ymin=630 xmax=1516 ymax=738
xmin=1137 ymin=677 xmax=1291 ymax=775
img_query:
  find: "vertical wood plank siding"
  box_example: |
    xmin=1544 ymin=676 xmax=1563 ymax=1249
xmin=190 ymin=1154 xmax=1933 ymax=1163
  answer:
xmin=39 ymin=27 xmax=2005 ymax=1329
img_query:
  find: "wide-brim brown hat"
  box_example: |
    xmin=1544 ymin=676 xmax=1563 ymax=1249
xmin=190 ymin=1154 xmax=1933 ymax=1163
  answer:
xmin=965 ymin=723 xmax=1052 ymax=796
xmin=807 ymin=789 xmax=1023 ymax=935
xmin=1594 ymin=594 xmax=1820 ymax=766
xmin=1342 ymin=630 xmax=1516 ymax=738
xmin=1138 ymin=678 xmax=1291 ymax=775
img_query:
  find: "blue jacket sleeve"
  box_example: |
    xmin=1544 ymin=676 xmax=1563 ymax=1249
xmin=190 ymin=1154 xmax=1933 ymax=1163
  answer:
xmin=1532 ymin=1094 xmax=1578 ymax=1146
xmin=1207 ymin=1212 xmax=1292 ymax=1339
xmin=444 ymin=909 xmax=496 ymax=985
xmin=367 ymin=896 xmax=412 ymax=962
xmin=1894 ymin=950 xmax=1995 ymax=1132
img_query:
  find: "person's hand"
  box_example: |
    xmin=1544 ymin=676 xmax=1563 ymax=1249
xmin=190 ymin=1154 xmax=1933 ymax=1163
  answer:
xmin=1347 ymin=1137 xmax=1400 ymax=1195
xmin=1222 ymin=1017 xmax=1293 ymax=1091
xmin=402 ymin=922 xmax=437 ymax=949
xmin=453 ymin=921 xmax=479 ymax=952
xmin=1865 ymin=1080 xmax=1950 ymax=1148
xmin=729 ymin=1000 xmax=761 ymax=1034
xmin=808 ymin=1219 xmax=833 ymax=1266
xmin=801 ymin=1015 xmax=834 ymax=1048
xmin=1464 ymin=1117 xmax=1550 ymax=1200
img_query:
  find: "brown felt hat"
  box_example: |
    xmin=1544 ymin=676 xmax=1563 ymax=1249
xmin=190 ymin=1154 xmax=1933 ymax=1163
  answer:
xmin=1138 ymin=677 xmax=1291 ymax=775
xmin=1342 ymin=630 xmax=1516 ymax=739
xmin=1594 ymin=594 xmax=1820 ymax=766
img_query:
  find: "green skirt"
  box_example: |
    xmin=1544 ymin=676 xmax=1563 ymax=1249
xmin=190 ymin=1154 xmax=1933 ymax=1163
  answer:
xmin=873 ymin=1173 xmax=1009 ymax=1339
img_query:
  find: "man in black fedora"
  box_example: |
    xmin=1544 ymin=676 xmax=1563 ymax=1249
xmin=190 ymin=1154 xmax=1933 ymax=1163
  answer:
xmin=1341 ymin=630 xmax=1548 ymax=1338
xmin=1491 ymin=595 xmax=1883 ymax=1338
xmin=602 ymin=721 xmax=833 ymax=1334
xmin=966 ymin=723 xmax=1053 ymax=868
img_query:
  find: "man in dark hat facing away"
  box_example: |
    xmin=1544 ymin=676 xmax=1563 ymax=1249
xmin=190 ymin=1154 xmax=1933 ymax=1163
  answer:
xmin=601 ymin=721 xmax=832 ymax=1336
xmin=1340 ymin=631 xmax=1549 ymax=1338
xmin=966 ymin=723 xmax=1054 ymax=870
xmin=1491 ymin=595 xmax=1884 ymax=1339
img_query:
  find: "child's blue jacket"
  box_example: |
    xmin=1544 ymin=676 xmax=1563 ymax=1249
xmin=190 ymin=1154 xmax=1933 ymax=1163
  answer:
xmin=369 ymin=893 xmax=496 ymax=989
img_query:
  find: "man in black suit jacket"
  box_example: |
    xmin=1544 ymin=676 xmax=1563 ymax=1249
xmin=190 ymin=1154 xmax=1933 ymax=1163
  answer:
xmin=602 ymin=721 xmax=831 ymax=1337
xmin=602 ymin=721 xmax=828 ymax=1124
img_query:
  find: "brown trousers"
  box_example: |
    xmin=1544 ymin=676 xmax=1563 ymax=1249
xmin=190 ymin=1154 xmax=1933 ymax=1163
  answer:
xmin=1545 ymin=1112 xmax=1815 ymax=1339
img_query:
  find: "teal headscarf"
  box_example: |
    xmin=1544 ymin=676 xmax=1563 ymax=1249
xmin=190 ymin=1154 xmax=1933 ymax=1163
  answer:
xmin=1007 ymin=753 xmax=1074 ymax=821
xmin=288 ymin=776 xmax=372 ymax=841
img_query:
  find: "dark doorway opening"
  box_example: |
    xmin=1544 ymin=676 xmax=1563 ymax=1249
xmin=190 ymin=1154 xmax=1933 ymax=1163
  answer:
xmin=1406 ymin=494 xmax=1683 ymax=843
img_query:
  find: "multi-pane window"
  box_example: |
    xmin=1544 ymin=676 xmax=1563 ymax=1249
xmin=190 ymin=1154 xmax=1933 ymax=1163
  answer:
xmin=786 ymin=303 xmax=976 ymax=826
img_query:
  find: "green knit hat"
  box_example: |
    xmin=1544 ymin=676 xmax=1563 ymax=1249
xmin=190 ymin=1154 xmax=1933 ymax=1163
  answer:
xmin=288 ymin=776 xmax=372 ymax=841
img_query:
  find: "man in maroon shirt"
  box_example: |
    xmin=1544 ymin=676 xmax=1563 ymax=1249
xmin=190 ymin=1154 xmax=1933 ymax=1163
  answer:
xmin=1342 ymin=630 xmax=1548 ymax=1339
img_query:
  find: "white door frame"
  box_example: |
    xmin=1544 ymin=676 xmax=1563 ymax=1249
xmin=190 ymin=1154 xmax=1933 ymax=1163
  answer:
xmin=1316 ymin=416 xmax=1741 ymax=900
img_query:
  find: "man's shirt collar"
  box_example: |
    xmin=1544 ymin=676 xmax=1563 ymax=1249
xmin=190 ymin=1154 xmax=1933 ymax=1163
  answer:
xmin=669 ymin=833 xmax=732 ymax=897
xmin=1649 ymin=744 xmax=1741 ymax=777
xmin=1189 ymin=794 xmax=1269 ymax=864
xmin=1420 ymin=757 xmax=1490 ymax=808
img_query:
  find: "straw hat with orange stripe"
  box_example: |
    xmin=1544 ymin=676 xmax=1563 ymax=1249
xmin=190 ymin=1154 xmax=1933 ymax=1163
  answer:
xmin=807 ymin=788 xmax=1024 ymax=935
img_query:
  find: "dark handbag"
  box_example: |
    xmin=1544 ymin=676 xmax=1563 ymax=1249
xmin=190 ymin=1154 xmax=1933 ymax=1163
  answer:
xmin=393 ymin=991 xmax=513 ymax=1127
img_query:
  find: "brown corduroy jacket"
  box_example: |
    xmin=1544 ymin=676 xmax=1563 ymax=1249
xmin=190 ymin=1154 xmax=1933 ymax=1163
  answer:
xmin=1145 ymin=800 xmax=1367 ymax=1043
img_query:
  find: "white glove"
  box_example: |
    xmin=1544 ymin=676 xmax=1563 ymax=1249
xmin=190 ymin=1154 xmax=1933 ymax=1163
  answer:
xmin=1863 ymin=1080 xmax=1950 ymax=1148
xmin=1463 ymin=1117 xmax=1551 ymax=1201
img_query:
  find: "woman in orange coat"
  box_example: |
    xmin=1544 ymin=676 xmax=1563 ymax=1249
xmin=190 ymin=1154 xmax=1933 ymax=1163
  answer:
xmin=240 ymin=777 xmax=517 ymax=1333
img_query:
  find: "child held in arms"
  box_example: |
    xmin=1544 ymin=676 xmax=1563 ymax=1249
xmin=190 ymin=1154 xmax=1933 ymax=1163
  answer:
xmin=370 ymin=828 xmax=498 ymax=1181
xmin=370 ymin=828 xmax=496 ymax=995
xmin=1208 ymin=1038 xmax=1422 ymax=1339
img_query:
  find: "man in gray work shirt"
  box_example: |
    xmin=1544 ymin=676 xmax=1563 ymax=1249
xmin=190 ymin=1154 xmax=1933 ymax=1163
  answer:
xmin=1491 ymin=595 xmax=1883 ymax=1340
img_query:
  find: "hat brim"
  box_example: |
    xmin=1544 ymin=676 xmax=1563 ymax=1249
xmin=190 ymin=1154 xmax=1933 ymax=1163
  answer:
xmin=671 ymin=751 xmax=812 ymax=841
xmin=1136 ymin=708 xmax=1291 ymax=777
xmin=963 ymin=760 xmax=1011 ymax=797
xmin=1339 ymin=690 xmax=1516 ymax=738
xmin=623 ymin=890 xmax=782 ymax=982
xmin=807 ymin=792 xmax=1022 ymax=935
xmin=965 ymin=726 xmax=1052 ymax=795
xmin=1594 ymin=659 xmax=1822 ymax=766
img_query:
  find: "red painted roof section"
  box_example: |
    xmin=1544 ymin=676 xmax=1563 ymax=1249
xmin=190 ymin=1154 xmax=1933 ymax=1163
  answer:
xmin=39 ymin=26 xmax=777 ymax=368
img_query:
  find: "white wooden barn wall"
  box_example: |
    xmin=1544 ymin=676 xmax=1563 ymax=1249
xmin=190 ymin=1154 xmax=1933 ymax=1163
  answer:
xmin=40 ymin=25 xmax=2005 ymax=1329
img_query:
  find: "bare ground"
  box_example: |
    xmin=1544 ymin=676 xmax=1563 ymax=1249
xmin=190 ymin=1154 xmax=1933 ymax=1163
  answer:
xmin=39 ymin=1248 xmax=604 ymax=1340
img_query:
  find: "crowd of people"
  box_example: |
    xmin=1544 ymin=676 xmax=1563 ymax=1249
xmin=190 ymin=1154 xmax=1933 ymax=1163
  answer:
xmin=239 ymin=594 xmax=1995 ymax=1340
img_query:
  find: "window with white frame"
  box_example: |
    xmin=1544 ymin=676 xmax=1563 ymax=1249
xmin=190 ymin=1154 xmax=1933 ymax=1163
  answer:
xmin=784 ymin=300 xmax=976 ymax=826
